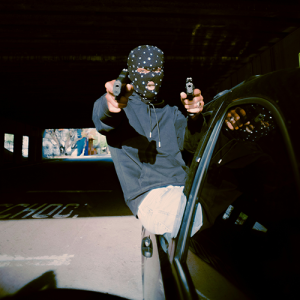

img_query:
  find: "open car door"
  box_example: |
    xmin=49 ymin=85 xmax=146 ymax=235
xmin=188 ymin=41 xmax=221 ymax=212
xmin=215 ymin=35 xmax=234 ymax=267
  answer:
xmin=169 ymin=68 xmax=300 ymax=300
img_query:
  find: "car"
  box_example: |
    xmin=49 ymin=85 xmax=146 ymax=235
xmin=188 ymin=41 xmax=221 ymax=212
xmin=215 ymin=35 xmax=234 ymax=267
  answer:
xmin=141 ymin=68 xmax=300 ymax=300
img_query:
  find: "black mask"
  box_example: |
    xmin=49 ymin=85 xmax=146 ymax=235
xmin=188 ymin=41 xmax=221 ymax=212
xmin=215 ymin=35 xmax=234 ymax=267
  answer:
xmin=127 ymin=45 xmax=164 ymax=100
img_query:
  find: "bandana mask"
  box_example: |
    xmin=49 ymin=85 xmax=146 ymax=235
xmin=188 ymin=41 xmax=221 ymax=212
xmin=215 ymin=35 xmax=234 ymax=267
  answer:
xmin=127 ymin=45 xmax=164 ymax=100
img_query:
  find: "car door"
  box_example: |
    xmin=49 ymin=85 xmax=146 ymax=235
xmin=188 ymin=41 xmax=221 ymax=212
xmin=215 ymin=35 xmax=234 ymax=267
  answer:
xmin=174 ymin=95 xmax=300 ymax=299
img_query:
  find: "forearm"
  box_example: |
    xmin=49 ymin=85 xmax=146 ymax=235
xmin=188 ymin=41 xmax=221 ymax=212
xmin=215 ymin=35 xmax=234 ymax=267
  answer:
xmin=92 ymin=94 xmax=125 ymax=135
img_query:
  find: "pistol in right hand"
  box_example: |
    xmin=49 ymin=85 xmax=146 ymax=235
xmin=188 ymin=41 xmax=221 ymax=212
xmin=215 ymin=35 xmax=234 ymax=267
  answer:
xmin=186 ymin=77 xmax=195 ymax=116
xmin=113 ymin=69 xmax=130 ymax=101
xmin=186 ymin=77 xmax=195 ymax=101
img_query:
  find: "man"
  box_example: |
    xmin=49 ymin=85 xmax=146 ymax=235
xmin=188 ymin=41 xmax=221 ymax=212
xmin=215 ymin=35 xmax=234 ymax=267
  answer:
xmin=92 ymin=45 xmax=240 ymax=244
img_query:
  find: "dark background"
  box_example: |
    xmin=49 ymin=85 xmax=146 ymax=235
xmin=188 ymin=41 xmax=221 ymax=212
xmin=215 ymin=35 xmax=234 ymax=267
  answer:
xmin=1 ymin=0 xmax=300 ymax=129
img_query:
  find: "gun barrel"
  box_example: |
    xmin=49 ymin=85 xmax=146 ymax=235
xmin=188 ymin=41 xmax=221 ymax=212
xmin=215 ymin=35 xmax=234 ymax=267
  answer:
xmin=113 ymin=69 xmax=130 ymax=100
xmin=113 ymin=79 xmax=122 ymax=97
xmin=186 ymin=77 xmax=195 ymax=117
xmin=186 ymin=77 xmax=194 ymax=100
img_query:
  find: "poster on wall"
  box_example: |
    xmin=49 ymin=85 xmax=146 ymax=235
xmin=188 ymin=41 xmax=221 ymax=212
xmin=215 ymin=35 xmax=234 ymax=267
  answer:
xmin=42 ymin=128 xmax=109 ymax=158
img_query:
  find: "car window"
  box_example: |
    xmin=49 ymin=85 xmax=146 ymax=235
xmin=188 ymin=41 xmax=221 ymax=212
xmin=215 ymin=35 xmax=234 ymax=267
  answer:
xmin=186 ymin=102 xmax=300 ymax=299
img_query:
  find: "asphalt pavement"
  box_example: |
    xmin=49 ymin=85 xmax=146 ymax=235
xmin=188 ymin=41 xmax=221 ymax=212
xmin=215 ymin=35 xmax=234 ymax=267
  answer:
xmin=0 ymin=156 xmax=143 ymax=300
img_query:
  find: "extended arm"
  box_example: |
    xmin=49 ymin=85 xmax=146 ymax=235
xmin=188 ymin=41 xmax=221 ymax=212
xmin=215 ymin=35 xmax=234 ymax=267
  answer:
xmin=179 ymin=88 xmax=206 ymax=153
xmin=92 ymin=80 xmax=133 ymax=135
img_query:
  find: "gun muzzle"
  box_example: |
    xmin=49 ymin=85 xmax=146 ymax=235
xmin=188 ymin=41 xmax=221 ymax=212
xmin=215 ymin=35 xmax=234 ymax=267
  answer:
xmin=113 ymin=69 xmax=130 ymax=101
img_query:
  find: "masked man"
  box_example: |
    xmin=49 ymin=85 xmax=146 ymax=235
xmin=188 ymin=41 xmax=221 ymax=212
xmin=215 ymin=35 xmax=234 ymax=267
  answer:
xmin=93 ymin=45 xmax=207 ymax=244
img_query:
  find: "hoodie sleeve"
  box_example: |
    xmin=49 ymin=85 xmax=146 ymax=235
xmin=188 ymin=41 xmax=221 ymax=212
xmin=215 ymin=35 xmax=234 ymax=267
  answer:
xmin=174 ymin=108 xmax=206 ymax=153
xmin=184 ymin=114 xmax=207 ymax=153
xmin=92 ymin=94 xmax=126 ymax=135
xmin=174 ymin=106 xmax=207 ymax=153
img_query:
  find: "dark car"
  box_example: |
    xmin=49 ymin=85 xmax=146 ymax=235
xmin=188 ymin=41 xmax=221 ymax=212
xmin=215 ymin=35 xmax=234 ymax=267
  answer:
xmin=141 ymin=68 xmax=300 ymax=300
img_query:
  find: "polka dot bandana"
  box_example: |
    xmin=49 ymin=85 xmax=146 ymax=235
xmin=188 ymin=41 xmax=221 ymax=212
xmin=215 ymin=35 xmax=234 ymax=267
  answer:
xmin=127 ymin=45 xmax=164 ymax=99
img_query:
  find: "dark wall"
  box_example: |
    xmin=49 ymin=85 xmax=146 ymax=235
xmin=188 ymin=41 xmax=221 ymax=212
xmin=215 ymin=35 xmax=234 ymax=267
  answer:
xmin=217 ymin=28 xmax=300 ymax=92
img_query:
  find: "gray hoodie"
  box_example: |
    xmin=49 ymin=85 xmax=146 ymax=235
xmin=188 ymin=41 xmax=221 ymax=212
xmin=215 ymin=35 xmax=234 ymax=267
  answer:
xmin=92 ymin=91 xmax=203 ymax=215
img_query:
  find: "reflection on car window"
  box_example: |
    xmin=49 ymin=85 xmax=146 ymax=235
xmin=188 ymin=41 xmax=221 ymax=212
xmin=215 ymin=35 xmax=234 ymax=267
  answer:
xmin=223 ymin=104 xmax=276 ymax=143
xmin=187 ymin=104 xmax=300 ymax=300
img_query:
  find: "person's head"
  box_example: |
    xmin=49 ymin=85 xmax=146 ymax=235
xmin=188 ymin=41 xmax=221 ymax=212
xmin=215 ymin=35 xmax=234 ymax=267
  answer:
xmin=127 ymin=45 xmax=164 ymax=100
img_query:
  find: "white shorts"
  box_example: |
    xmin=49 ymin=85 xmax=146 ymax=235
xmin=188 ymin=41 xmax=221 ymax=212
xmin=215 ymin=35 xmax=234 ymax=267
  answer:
xmin=137 ymin=185 xmax=203 ymax=238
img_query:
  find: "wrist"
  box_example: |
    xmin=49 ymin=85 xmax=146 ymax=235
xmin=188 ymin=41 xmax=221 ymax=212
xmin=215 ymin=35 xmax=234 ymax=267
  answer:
xmin=188 ymin=111 xmax=201 ymax=121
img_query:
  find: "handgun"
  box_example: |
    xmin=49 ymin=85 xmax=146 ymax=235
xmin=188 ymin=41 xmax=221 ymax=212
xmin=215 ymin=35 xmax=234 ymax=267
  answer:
xmin=113 ymin=69 xmax=130 ymax=101
xmin=186 ymin=77 xmax=195 ymax=116
xmin=186 ymin=77 xmax=194 ymax=100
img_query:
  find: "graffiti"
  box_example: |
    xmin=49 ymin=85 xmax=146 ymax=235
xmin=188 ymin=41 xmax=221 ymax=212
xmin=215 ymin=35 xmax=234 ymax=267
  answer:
xmin=42 ymin=128 xmax=109 ymax=158
xmin=0 ymin=203 xmax=80 ymax=219
xmin=43 ymin=129 xmax=82 ymax=157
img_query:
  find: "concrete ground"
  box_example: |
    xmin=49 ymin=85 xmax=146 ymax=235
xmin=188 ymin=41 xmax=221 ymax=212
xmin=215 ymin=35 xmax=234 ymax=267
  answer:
xmin=0 ymin=217 xmax=142 ymax=299
xmin=0 ymin=156 xmax=143 ymax=300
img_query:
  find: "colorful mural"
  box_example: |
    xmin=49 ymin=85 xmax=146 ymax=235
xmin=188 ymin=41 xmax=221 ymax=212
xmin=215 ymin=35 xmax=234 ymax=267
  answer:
xmin=42 ymin=128 xmax=108 ymax=158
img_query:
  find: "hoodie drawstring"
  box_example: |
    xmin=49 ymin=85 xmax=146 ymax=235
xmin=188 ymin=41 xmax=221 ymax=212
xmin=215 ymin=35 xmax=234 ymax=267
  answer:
xmin=148 ymin=106 xmax=152 ymax=138
xmin=149 ymin=103 xmax=161 ymax=148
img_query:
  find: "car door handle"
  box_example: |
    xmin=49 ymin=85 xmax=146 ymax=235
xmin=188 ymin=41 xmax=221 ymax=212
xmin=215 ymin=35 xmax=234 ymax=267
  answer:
xmin=141 ymin=237 xmax=153 ymax=258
